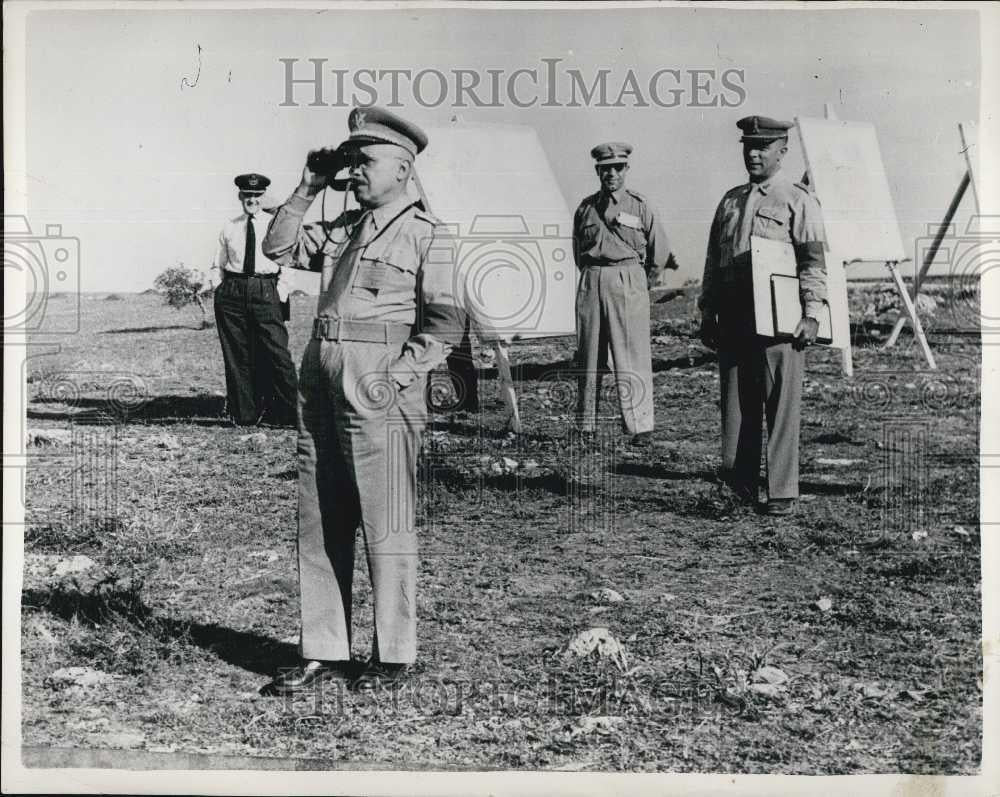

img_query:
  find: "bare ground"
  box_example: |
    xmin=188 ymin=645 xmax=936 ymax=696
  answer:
xmin=19 ymin=289 xmax=981 ymax=772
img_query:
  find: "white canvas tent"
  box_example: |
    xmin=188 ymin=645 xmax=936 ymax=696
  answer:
xmin=408 ymin=121 xmax=576 ymax=341
xmin=796 ymin=115 xmax=936 ymax=372
xmin=406 ymin=121 xmax=576 ymax=429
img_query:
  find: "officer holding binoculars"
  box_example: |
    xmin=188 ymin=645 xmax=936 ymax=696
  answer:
xmin=262 ymin=106 xmax=467 ymax=692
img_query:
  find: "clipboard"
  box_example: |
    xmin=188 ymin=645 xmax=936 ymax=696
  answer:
xmin=771 ymin=274 xmax=833 ymax=344
xmin=751 ymin=235 xmax=833 ymax=345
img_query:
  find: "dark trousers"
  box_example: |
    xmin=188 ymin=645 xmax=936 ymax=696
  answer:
xmin=717 ymin=291 xmax=803 ymax=499
xmin=214 ymin=275 xmax=298 ymax=426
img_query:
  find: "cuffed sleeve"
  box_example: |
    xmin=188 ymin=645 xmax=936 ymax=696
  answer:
xmin=793 ymin=240 xmax=827 ymax=310
xmin=262 ymin=191 xmax=325 ymax=270
xmin=804 ymin=300 xmax=826 ymax=320
xmin=389 ymin=333 xmax=451 ymax=389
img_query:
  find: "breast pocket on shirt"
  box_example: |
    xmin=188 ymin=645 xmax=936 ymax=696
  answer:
xmin=614 ymin=221 xmax=646 ymax=253
xmin=353 ymin=242 xmax=417 ymax=303
xmin=752 ymin=205 xmax=791 ymax=241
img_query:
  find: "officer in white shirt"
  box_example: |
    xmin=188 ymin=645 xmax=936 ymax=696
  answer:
xmin=213 ymin=173 xmax=298 ymax=426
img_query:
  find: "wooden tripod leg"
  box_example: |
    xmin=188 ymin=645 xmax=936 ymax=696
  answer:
xmin=841 ymin=341 xmax=854 ymax=377
xmin=886 ymin=309 xmax=908 ymax=347
xmin=884 ymin=261 xmax=936 ymax=369
xmin=887 ymin=171 xmax=970 ymax=347
xmin=493 ymin=340 xmax=522 ymax=433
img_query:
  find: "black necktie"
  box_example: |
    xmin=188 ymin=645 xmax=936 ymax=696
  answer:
xmin=243 ymin=216 xmax=256 ymax=275
xmin=600 ymin=194 xmax=616 ymax=224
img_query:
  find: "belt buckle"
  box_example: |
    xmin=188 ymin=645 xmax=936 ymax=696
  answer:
xmin=315 ymin=317 xmax=329 ymax=340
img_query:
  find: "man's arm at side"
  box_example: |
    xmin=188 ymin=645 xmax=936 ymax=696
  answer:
xmin=571 ymin=202 xmax=586 ymax=270
xmin=699 ymin=201 xmax=724 ymax=318
xmin=212 ymin=227 xmax=229 ymax=286
xmin=643 ymin=204 xmax=676 ymax=288
xmin=791 ymin=188 xmax=828 ymax=321
xmin=697 ymin=200 xmax=725 ymax=349
xmin=388 ymin=222 xmax=467 ymax=389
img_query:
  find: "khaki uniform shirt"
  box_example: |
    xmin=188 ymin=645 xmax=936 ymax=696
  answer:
xmin=263 ymin=191 xmax=463 ymax=386
xmin=573 ymin=188 xmax=672 ymax=284
xmin=700 ymin=170 xmax=827 ymax=319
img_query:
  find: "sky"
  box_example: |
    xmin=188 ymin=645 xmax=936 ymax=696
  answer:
xmin=21 ymin=5 xmax=981 ymax=293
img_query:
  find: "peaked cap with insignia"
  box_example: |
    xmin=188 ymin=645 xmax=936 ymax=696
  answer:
xmin=737 ymin=116 xmax=794 ymax=143
xmin=590 ymin=142 xmax=633 ymax=165
xmin=234 ymin=173 xmax=270 ymax=194
xmin=342 ymin=106 xmax=429 ymax=158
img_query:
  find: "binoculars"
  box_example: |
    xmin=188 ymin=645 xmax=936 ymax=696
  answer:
xmin=307 ymin=146 xmax=350 ymax=191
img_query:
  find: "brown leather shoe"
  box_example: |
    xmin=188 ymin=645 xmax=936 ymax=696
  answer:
xmin=265 ymin=660 xmax=355 ymax=695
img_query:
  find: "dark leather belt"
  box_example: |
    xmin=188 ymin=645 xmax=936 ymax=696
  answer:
xmin=312 ymin=316 xmax=412 ymax=344
xmin=580 ymin=258 xmax=643 ymax=269
xmin=223 ymin=272 xmax=278 ymax=280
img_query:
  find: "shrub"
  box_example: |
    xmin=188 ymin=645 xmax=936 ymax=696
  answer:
xmin=152 ymin=265 xmax=211 ymax=328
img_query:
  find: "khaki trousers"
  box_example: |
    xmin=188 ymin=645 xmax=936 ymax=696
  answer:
xmin=295 ymin=337 xmax=426 ymax=664
xmin=575 ymin=263 xmax=654 ymax=435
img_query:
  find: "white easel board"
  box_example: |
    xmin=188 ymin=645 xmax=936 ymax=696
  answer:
xmin=795 ymin=117 xmax=901 ymax=353
xmin=795 ymin=117 xmax=906 ymax=263
xmin=410 ymin=123 xmax=576 ymax=340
